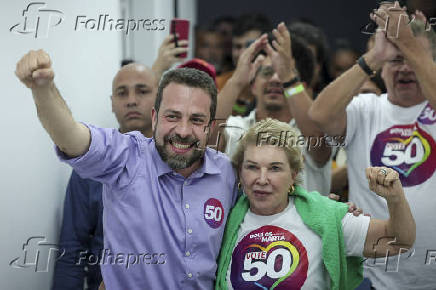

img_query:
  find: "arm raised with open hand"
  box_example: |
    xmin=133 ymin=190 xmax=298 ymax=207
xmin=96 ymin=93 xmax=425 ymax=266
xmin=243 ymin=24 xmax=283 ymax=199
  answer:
xmin=15 ymin=49 xmax=90 ymax=157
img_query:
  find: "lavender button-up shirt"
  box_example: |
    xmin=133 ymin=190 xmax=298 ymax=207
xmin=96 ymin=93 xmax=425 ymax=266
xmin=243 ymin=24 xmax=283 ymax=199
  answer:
xmin=57 ymin=124 xmax=238 ymax=289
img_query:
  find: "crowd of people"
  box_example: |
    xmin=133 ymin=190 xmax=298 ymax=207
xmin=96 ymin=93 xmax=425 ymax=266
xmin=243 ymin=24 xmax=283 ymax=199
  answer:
xmin=14 ymin=1 xmax=436 ymax=289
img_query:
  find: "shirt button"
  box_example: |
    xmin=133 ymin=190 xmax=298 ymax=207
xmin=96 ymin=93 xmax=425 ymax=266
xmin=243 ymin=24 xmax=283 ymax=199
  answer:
xmin=187 ymin=228 xmax=193 ymax=234
xmin=187 ymin=273 xmax=193 ymax=278
xmin=185 ymin=203 xmax=190 ymax=209
xmin=185 ymin=251 xmax=191 ymax=257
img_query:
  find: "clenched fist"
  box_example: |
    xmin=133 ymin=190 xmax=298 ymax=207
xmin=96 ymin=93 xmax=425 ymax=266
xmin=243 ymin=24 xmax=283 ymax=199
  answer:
xmin=15 ymin=49 xmax=54 ymax=89
xmin=366 ymin=167 xmax=404 ymax=202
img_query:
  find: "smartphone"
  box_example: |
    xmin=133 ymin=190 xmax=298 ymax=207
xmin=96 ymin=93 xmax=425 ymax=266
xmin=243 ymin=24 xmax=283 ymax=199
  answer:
xmin=170 ymin=19 xmax=190 ymax=58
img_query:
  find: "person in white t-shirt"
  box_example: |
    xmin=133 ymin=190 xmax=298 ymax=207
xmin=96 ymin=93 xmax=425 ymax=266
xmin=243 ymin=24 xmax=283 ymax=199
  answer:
xmin=216 ymin=118 xmax=415 ymax=290
xmin=309 ymin=3 xmax=436 ymax=289
xmin=215 ymin=23 xmax=334 ymax=195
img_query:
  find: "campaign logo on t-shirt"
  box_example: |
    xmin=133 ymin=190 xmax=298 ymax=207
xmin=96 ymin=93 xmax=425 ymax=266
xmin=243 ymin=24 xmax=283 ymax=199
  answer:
xmin=203 ymin=198 xmax=224 ymax=229
xmin=231 ymin=225 xmax=308 ymax=289
xmin=370 ymin=123 xmax=436 ymax=187
xmin=418 ymin=103 xmax=436 ymax=125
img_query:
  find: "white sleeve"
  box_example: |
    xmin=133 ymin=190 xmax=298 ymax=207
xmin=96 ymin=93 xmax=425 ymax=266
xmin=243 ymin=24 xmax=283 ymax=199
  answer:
xmin=341 ymin=213 xmax=370 ymax=256
xmin=301 ymin=150 xmax=332 ymax=195
xmin=345 ymin=93 xmax=379 ymax=149
xmin=345 ymin=97 xmax=361 ymax=148
xmin=224 ymin=116 xmax=247 ymax=158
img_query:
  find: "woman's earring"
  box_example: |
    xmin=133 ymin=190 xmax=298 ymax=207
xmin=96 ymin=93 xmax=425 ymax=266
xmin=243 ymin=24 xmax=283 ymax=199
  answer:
xmin=288 ymin=185 xmax=295 ymax=195
xmin=238 ymin=183 xmax=242 ymax=191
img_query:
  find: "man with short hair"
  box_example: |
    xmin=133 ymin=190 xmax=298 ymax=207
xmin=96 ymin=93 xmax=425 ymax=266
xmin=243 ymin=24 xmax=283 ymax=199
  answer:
xmin=216 ymin=14 xmax=272 ymax=116
xmin=309 ymin=4 xmax=436 ymax=289
xmin=16 ymin=50 xmax=238 ymax=289
xmin=218 ymin=23 xmax=333 ymax=195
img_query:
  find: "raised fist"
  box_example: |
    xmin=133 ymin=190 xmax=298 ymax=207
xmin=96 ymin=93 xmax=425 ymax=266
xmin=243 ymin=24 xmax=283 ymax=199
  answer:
xmin=15 ymin=49 xmax=54 ymax=89
xmin=366 ymin=166 xmax=404 ymax=202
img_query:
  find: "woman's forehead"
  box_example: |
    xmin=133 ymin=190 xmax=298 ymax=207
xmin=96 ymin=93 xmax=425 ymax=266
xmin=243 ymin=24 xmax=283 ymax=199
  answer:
xmin=243 ymin=144 xmax=288 ymax=162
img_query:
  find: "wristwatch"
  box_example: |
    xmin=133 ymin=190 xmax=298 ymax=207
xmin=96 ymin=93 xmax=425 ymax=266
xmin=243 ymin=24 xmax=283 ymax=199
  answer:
xmin=283 ymin=76 xmax=301 ymax=88
xmin=357 ymin=56 xmax=376 ymax=77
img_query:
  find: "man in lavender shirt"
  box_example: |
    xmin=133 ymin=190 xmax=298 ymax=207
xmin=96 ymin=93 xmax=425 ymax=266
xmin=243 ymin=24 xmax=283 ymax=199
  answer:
xmin=15 ymin=50 xmax=238 ymax=289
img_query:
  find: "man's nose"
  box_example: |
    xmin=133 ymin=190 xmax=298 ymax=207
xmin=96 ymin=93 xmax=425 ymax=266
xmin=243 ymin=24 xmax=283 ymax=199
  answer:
xmin=269 ymin=71 xmax=282 ymax=84
xmin=398 ymin=61 xmax=412 ymax=72
xmin=126 ymin=91 xmax=137 ymax=107
xmin=174 ymin=119 xmax=193 ymax=138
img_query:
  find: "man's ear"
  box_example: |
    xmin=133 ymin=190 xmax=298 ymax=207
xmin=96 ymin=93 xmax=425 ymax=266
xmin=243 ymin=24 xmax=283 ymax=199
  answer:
xmin=151 ymin=108 xmax=157 ymax=132
xmin=110 ymin=95 xmax=114 ymax=113
xmin=208 ymin=119 xmax=217 ymax=134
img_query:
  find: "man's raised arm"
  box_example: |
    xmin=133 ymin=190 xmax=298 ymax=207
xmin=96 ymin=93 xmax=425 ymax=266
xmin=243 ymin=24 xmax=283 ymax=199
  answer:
xmin=309 ymin=26 xmax=398 ymax=137
xmin=215 ymin=35 xmax=268 ymax=120
xmin=15 ymin=50 xmax=90 ymax=157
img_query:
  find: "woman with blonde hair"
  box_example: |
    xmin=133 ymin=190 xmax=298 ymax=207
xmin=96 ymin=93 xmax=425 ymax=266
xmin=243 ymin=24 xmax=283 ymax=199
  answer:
xmin=216 ymin=118 xmax=415 ymax=290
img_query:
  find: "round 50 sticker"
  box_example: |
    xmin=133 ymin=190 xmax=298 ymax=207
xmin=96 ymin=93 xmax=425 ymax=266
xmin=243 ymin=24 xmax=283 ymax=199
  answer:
xmin=204 ymin=198 xmax=224 ymax=229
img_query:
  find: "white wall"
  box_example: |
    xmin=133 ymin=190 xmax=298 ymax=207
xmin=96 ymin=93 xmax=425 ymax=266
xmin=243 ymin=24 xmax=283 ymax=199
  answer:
xmin=0 ymin=1 xmax=122 ymax=289
xmin=0 ymin=0 xmax=196 ymax=289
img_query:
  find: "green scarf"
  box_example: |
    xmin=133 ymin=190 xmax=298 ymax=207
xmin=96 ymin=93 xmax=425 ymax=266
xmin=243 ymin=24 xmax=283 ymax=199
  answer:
xmin=216 ymin=185 xmax=363 ymax=290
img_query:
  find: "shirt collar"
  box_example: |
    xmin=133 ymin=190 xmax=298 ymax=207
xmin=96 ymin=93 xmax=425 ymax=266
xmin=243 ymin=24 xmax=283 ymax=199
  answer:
xmin=151 ymin=140 xmax=173 ymax=177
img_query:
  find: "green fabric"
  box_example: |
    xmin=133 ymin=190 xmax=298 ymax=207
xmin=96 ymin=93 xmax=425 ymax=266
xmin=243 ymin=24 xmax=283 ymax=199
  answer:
xmin=216 ymin=185 xmax=363 ymax=290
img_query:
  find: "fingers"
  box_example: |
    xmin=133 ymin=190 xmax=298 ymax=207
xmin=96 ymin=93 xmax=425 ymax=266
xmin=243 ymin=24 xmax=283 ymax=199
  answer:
xmin=176 ymin=39 xmax=189 ymax=47
xmin=32 ymin=68 xmax=54 ymax=86
xmin=415 ymin=10 xmax=427 ymax=23
xmin=352 ymin=207 xmax=363 ymax=217
xmin=241 ymin=34 xmax=267 ymax=64
xmin=253 ymin=54 xmax=265 ymax=69
xmin=384 ymin=168 xmax=399 ymax=187
xmin=248 ymin=54 xmax=265 ymax=81
xmin=162 ymin=34 xmax=175 ymax=46
xmin=36 ymin=50 xmax=51 ymax=69
xmin=272 ymin=22 xmax=290 ymax=53
xmin=173 ymin=47 xmax=188 ymax=55
xmin=366 ymin=166 xmax=399 ymax=188
xmin=277 ymin=22 xmax=289 ymax=38
xmin=376 ymin=168 xmax=386 ymax=185
xmin=272 ymin=29 xmax=284 ymax=46
xmin=328 ymin=193 xmax=340 ymax=201
xmin=16 ymin=49 xmax=53 ymax=88
xmin=264 ymin=42 xmax=275 ymax=58
xmin=366 ymin=167 xmax=379 ymax=192
xmin=372 ymin=10 xmax=388 ymax=28
xmin=271 ymin=40 xmax=281 ymax=52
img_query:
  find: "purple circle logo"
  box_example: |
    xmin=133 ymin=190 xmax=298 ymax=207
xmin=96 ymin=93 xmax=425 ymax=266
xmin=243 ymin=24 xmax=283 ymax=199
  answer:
xmin=203 ymin=198 xmax=224 ymax=229
xmin=230 ymin=225 xmax=308 ymax=289
xmin=370 ymin=123 xmax=436 ymax=187
xmin=418 ymin=103 xmax=436 ymax=125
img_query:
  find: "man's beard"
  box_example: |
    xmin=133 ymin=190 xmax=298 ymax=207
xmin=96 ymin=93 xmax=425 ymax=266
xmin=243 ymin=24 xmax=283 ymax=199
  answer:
xmin=154 ymin=130 xmax=204 ymax=170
